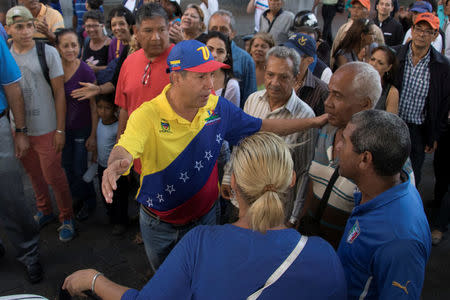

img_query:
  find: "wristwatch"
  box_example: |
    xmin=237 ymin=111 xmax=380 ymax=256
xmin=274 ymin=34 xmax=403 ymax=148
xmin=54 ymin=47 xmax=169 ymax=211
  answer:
xmin=15 ymin=127 xmax=28 ymax=134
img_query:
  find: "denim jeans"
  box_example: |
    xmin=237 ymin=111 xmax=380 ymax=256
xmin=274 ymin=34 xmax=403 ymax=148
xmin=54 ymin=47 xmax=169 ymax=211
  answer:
xmin=140 ymin=200 xmax=219 ymax=272
xmin=62 ymin=127 xmax=96 ymax=209
xmin=0 ymin=116 xmax=40 ymax=266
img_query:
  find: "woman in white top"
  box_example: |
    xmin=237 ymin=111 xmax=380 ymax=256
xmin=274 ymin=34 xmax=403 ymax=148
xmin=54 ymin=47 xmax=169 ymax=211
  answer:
xmin=201 ymin=31 xmax=240 ymax=107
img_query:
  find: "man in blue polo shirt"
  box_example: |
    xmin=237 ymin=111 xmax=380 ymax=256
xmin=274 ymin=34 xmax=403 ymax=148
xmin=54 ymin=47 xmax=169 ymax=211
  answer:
xmin=336 ymin=110 xmax=431 ymax=299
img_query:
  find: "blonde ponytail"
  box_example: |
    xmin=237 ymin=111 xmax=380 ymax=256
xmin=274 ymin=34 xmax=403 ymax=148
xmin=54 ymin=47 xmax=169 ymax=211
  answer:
xmin=231 ymin=132 xmax=294 ymax=233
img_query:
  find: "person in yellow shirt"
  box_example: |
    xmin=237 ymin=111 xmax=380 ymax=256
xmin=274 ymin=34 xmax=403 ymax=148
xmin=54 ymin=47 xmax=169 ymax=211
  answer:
xmin=102 ymin=40 xmax=328 ymax=272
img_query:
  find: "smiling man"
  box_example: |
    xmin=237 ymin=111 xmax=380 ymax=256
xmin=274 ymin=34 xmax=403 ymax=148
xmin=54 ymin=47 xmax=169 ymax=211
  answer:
xmin=102 ymin=39 xmax=326 ymax=272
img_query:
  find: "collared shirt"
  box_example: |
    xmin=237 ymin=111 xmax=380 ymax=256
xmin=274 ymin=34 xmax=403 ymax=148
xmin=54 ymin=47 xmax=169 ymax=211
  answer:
xmin=374 ymin=15 xmax=404 ymax=46
xmin=306 ymin=124 xmax=415 ymax=248
xmin=222 ymin=89 xmax=316 ymax=224
xmin=398 ymin=46 xmax=431 ymax=124
xmin=296 ymin=69 xmax=329 ymax=116
xmin=259 ymin=9 xmax=295 ymax=45
xmin=116 ymin=84 xmax=262 ymax=224
xmin=337 ymin=175 xmax=431 ymax=299
xmin=34 ymin=4 xmax=64 ymax=42
xmin=231 ymin=41 xmax=257 ymax=106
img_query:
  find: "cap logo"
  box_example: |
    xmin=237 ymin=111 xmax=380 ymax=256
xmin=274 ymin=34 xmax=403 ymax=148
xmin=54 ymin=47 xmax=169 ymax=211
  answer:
xmin=298 ymin=36 xmax=307 ymax=46
xmin=197 ymin=46 xmax=210 ymax=61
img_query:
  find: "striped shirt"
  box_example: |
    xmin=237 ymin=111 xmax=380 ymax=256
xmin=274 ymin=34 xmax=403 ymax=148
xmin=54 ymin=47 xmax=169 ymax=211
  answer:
xmin=295 ymin=69 xmax=329 ymax=116
xmin=398 ymin=46 xmax=431 ymax=124
xmin=222 ymin=89 xmax=316 ymax=224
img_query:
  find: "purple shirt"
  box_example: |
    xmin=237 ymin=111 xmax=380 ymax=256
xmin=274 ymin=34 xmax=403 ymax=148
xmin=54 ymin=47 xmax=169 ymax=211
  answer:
xmin=108 ymin=37 xmax=126 ymax=63
xmin=65 ymin=60 xmax=96 ymax=130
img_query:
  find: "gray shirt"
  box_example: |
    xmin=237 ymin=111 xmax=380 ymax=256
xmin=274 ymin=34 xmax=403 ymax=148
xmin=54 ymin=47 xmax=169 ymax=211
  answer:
xmin=97 ymin=119 xmax=118 ymax=168
xmin=10 ymin=43 xmax=63 ymax=136
xmin=259 ymin=9 xmax=295 ymax=45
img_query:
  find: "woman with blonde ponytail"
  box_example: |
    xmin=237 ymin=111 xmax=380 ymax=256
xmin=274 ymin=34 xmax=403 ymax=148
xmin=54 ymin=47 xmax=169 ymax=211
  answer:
xmin=63 ymin=133 xmax=347 ymax=299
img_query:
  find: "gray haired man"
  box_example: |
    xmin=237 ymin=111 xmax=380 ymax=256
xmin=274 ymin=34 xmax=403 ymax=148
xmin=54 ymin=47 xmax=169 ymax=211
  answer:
xmin=298 ymin=62 xmax=414 ymax=248
xmin=222 ymin=46 xmax=316 ymax=226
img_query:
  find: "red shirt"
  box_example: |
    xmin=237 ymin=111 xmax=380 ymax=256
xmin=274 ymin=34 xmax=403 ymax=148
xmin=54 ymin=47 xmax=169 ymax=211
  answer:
xmin=115 ymin=45 xmax=174 ymax=173
xmin=115 ymin=45 xmax=173 ymax=116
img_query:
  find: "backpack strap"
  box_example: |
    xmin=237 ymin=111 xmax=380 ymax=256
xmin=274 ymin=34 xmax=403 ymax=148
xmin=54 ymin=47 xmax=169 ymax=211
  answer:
xmin=35 ymin=41 xmax=52 ymax=87
xmin=8 ymin=41 xmax=51 ymax=87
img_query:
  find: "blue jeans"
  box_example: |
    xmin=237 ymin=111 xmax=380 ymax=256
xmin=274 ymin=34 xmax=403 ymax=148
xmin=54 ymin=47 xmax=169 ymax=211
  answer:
xmin=0 ymin=116 xmax=40 ymax=267
xmin=140 ymin=200 xmax=219 ymax=272
xmin=62 ymin=127 xmax=96 ymax=209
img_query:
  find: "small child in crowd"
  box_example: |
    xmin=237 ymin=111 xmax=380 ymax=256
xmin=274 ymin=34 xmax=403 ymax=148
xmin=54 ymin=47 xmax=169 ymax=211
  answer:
xmin=96 ymin=93 xmax=129 ymax=235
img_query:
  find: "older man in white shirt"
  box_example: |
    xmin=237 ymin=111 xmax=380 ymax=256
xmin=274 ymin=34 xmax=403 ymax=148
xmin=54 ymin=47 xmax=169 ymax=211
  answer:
xmin=222 ymin=46 xmax=316 ymax=226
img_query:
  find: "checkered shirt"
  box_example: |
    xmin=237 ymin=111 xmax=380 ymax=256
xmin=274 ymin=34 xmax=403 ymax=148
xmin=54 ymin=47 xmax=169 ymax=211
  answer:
xmin=398 ymin=46 xmax=431 ymax=124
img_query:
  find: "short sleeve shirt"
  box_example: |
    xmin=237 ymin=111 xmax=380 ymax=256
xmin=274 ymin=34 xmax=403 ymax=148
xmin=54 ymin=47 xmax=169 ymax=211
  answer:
xmin=115 ymin=46 xmax=174 ymax=116
xmin=34 ymin=4 xmax=64 ymax=42
xmin=10 ymin=43 xmax=64 ymax=136
xmin=116 ymin=84 xmax=262 ymax=224
xmin=0 ymin=38 xmax=21 ymax=113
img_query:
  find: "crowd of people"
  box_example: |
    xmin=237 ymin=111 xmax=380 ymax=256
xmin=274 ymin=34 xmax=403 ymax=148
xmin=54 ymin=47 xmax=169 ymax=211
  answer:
xmin=0 ymin=0 xmax=449 ymax=299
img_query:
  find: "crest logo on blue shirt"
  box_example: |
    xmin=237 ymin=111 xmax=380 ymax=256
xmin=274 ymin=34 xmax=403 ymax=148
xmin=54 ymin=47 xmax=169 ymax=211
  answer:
xmin=346 ymin=220 xmax=360 ymax=244
xmin=204 ymin=109 xmax=221 ymax=126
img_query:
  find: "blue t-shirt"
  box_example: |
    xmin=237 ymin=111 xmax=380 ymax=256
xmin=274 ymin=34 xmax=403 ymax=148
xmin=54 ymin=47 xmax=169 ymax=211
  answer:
xmin=0 ymin=38 xmax=22 ymax=114
xmin=122 ymin=225 xmax=347 ymax=300
xmin=337 ymin=176 xmax=431 ymax=299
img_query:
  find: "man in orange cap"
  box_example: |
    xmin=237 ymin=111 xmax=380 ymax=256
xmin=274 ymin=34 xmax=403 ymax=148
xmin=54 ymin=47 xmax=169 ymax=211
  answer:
xmin=393 ymin=12 xmax=450 ymax=186
xmin=330 ymin=0 xmax=385 ymax=68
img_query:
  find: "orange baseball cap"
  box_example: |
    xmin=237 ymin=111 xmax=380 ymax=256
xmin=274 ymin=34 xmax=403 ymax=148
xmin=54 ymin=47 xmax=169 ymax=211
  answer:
xmin=351 ymin=0 xmax=370 ymax=11
xmin=414 ymin=12 xmax=440 ymax=30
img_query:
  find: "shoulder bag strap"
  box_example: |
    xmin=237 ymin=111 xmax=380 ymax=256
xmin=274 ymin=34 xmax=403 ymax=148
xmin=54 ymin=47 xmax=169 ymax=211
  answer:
xmin=247 ymin=235 xmax=308 ymax=300
xmin=314 ymin=166 xmax=340 ymax=222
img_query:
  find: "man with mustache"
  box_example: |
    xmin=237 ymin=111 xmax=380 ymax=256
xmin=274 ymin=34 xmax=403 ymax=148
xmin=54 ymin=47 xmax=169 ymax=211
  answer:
xmin=115 ymin=3 xmax=173 ymax=174
xmin=221 ymin=46 xmax=316 ymax=227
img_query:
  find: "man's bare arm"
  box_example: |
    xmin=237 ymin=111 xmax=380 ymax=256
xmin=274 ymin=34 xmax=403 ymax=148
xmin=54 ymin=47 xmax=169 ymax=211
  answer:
xmin=260 ymin=114 xmax=328 ymax=136
xmin=3 ymin=81 xmax=29 ymax=158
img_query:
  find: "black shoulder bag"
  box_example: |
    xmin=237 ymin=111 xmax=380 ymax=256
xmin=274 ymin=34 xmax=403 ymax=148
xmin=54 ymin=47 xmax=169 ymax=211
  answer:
xmin=298 ymin=166 xmax=340 ymax=236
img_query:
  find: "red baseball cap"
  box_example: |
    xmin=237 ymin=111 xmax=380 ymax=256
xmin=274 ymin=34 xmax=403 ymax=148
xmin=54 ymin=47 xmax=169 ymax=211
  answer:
xmin=414 ymin=12 xmax=440 ymax=30
xmin=351 ymin=0 xmax=370 ymax=11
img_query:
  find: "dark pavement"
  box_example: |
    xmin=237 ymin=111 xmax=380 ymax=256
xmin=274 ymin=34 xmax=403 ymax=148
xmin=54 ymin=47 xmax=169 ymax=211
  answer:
xmin=0 ymin=155 xmax=448 ymax=299
xmin=1 ymin=2 xmax=448 ymax=299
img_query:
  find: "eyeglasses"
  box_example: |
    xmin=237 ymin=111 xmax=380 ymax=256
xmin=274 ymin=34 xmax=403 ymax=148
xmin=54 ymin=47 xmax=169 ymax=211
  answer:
xmin=413 ymin=26 xmax=436 ymax=36
xmin=84 ymin=24 xmax=101 ymax=29
xmin=142 ymin=61 xmax=151 ymax=85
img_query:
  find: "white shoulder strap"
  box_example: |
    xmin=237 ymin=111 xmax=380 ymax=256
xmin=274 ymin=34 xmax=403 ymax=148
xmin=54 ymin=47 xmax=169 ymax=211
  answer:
xmin=247 ymin=235 xmax=308 ymax=300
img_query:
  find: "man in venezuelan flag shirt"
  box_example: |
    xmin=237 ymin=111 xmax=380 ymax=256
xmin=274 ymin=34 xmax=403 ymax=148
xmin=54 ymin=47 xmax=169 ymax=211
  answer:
xmin=102 ymin=40 xmax=327 ymax=271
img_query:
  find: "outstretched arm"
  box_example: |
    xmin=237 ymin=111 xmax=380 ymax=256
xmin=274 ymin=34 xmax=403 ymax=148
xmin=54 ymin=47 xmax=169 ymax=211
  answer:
xmin=260 ymin=114 xmax=328 ymax=136
xmin=102 ymin=145 xmax=132 ymax=203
